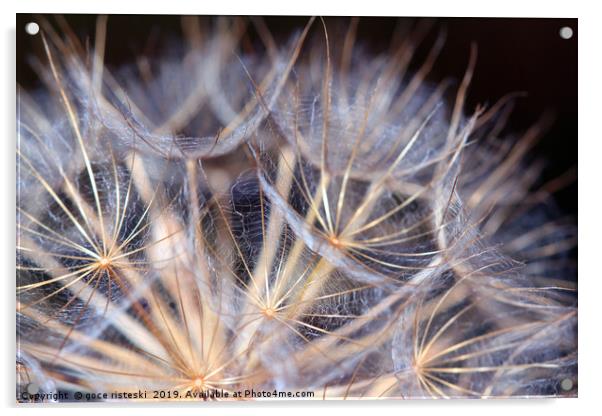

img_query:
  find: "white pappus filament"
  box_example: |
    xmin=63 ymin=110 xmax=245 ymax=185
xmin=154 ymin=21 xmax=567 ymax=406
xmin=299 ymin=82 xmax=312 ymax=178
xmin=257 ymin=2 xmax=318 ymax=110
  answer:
xmin=16 ymin=16 xmax=576 ymax=401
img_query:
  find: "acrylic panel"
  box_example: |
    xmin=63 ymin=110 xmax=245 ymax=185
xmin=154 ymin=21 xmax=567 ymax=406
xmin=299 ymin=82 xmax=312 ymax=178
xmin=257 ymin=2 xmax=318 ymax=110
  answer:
xmin=16 ymin=14 xmax=577 ymax=402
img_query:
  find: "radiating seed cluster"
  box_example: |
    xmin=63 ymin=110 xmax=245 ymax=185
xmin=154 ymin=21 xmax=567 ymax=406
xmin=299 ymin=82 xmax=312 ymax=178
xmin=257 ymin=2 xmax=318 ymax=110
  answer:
xmin=16 ymin=16 xmax=576 ymax=401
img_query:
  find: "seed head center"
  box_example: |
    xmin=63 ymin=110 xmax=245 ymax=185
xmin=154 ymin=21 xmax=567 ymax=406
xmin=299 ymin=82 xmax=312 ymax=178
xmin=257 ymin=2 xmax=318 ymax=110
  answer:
xmin=328 ymin=235 xmax=344 ymax=248
xmin=193 ymin=376 xmax=206 ymax=389
xmin=262 ymin=307 xmax=276 ymax=319
xmin=97 ymin=257 xmax=111 ymax=269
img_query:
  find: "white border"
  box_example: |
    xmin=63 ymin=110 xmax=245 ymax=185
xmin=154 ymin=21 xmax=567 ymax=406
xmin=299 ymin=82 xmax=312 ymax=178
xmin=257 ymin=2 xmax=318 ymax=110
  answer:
xmin=7 ymin=0 xmax=583 ymax=17
xmin=2 ymin=1 xmax=600 ymax=415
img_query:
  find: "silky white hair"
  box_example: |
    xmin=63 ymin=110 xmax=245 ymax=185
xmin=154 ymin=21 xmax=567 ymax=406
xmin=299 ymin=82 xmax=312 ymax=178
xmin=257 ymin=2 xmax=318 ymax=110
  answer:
xmin=16 ymin=16 xmax=576 ymax=401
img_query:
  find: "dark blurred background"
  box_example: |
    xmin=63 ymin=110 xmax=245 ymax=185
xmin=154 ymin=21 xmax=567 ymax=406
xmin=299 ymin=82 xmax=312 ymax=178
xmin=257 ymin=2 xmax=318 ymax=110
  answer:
xmin=16 ymin=14 xmax=577 ymax=218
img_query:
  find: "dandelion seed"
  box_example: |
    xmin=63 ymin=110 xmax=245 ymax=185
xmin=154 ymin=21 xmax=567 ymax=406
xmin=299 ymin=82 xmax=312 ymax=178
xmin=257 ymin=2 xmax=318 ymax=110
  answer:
xmin=16 ymin=15 xmax=576 ymax=401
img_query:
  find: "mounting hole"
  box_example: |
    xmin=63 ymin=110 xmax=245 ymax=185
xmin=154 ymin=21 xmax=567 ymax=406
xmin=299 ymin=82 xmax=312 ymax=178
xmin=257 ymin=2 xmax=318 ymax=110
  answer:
xmin=560 ymin=378 xmax=574 ymax=391
xmin=559 ymin=26 xmax=573 ymax=40
xmin=25 ymin=22 xmax=39 ymax=36
xmin=26 ymin=382 xmax=39 ymax=395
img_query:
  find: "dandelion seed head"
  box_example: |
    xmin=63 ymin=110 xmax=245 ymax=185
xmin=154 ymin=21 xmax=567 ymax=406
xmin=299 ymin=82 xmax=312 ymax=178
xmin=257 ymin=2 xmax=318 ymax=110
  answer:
xmin=16 ymin=16 xmax=576 ymax=401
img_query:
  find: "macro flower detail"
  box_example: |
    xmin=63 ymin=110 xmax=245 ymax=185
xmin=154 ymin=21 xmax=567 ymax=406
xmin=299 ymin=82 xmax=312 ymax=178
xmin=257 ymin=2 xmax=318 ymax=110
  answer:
xmin=16 ymin=16 xmax=577 ymax=402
